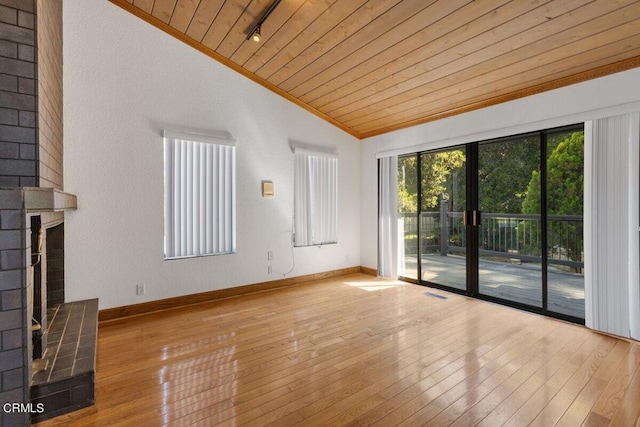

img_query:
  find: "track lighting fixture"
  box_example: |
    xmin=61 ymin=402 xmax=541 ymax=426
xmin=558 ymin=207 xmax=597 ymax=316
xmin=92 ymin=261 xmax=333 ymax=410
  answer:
xmin=246 ymin=0 xmax=281 ymax=42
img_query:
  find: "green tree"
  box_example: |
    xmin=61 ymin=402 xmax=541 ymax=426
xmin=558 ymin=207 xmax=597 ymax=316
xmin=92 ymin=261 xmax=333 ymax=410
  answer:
xmin=398 ymin=155 xmax=417 ymax=213
xmin=521 ymin=170 xmax=541 ymax=215
xmin=397 ymin=151 xmax=466 ymax=213
xmin=547 ymin=132 xmax=584 ymax=215
xmin=420 ymin=150 xmax=465 ymax=211
xmin=521 ymin=131 xmax=584 ymax=266
xmin=522 ymin=131 xmax=583 ymax=215
xmin=479 ymin=137 xmax=540 ymax=213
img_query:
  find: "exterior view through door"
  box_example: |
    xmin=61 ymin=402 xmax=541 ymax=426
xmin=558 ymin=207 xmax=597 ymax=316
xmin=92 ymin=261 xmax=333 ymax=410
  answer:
xmin=397 ymin=125 xmax=585 ymax=323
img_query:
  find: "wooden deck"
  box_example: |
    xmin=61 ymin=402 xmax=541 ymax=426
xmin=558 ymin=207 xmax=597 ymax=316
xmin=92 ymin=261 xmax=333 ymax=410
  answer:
xmin=403 ymin=254 xmax=585 ymax=319
xmin=36 ymin=273 xmax=639 ymax=426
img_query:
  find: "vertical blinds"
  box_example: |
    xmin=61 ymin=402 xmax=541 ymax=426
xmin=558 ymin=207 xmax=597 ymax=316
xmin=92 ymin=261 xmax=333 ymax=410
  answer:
xmin=294 ymin=149 xmax=338 ymax=247
xmin=378 ymin=156 xmax=398 ymax=279
xmin=584 ymin=113 xmax=640 ymax=339
xmin=164 ymin=131 xmax=236 ymax=259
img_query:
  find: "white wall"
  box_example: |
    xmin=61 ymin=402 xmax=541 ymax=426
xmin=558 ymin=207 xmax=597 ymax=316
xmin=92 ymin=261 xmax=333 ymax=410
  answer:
xmin=360 ymin=67 xmax=640 ymax=270
xmin=63 ymin=0 xmax=360 ymax=309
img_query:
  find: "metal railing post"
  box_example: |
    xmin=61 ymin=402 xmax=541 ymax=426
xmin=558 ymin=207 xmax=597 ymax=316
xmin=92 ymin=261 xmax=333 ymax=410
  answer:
xmin=440 ymin=198 xmax=448 ymax=256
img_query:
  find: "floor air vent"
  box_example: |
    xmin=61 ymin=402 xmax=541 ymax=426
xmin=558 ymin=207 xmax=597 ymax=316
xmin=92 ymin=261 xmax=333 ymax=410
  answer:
xmin=424 ymin=291 xmax=448 ymax=300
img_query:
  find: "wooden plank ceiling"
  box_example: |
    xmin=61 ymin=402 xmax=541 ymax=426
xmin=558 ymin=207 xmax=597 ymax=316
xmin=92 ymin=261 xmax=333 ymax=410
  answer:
xmin=110 ymin=0 xmax=640 ymax=139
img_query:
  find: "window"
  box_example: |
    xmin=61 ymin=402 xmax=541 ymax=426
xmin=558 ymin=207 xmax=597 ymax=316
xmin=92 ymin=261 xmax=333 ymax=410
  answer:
xmin=163 ymin=131 xmax=236 ymax=259
xmin=293 ymin=147 xmax=338 ymax=247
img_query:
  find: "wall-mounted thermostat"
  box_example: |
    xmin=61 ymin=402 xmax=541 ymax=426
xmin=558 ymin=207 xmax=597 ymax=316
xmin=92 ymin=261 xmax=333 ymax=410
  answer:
xmin=262 ymin=180 xmax=274 ymax=198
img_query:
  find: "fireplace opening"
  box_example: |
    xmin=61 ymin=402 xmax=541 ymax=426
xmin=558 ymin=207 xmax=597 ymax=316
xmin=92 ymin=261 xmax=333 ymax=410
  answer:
xmin=30 ymin=218 xmax=65 ymax=372
xmin=30 ymin=216 xmax=45 ymax=361
xmin=30 ymin=218 xmax=66 ymax=362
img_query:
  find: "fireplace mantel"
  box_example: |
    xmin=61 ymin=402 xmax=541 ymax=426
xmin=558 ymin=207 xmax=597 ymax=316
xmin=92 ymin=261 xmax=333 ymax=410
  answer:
xmin=23 ymin=187 xmax=78 ymax=213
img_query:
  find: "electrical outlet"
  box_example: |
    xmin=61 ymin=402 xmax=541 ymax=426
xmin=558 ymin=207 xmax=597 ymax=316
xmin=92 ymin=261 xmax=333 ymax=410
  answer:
xmin=136 ymin=283 xmax=145 ymax=295
xmin=267 ymin=250 xmax=273 ymax=261
xmin=268 ymin=265 xmax=273 ymax=274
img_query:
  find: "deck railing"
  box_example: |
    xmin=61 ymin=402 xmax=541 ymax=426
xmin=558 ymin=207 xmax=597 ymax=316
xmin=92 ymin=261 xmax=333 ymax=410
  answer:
xmin=399 ymin=208 xmax=584 ymax=271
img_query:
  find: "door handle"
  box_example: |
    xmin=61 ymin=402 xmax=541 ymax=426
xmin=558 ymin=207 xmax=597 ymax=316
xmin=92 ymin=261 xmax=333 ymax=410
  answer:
xmin=464 ymin=210 xmax=481 ymax=226
xmin=473 ymin=210 xmax=481 ymax=226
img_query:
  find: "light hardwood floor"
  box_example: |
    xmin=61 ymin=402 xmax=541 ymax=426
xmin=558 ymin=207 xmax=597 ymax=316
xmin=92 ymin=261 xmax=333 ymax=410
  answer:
xmin=36 ymin=274 xmax=640 ymax=426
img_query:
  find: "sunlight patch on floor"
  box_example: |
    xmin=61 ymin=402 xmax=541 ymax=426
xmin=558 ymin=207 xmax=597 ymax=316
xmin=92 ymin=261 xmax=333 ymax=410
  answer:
xmin=343 ymin=278 xmax=408 ymax=291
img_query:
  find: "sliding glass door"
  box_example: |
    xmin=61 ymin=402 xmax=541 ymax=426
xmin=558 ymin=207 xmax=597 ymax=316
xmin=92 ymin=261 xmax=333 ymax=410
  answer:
xmin=395 ymin=125 xmax=585 ymax=323
xmin=477 ymin=135 xmax=543 ymax=308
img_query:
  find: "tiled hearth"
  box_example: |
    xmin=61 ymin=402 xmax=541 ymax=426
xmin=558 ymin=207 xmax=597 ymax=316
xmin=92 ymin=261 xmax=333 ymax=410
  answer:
xmin=30 ymin=299 xmax=98 ymax=423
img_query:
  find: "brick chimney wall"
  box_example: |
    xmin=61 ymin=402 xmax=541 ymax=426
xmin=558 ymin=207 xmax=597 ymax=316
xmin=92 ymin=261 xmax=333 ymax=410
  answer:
xmin=0 ymin=0 xmax=64 ymax=424
xmin=0 ymin=0 xmax=37 ymax=188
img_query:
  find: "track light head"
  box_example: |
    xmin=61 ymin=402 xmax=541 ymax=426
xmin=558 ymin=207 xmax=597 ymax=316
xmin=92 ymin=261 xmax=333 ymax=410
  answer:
xmin=252 ymin=25 xmax=261 ymax=42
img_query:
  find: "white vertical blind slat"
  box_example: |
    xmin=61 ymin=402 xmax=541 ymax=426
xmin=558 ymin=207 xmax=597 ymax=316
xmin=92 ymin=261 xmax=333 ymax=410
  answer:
xmin=186 ymin=141 xmax=193 ymax=255
xmin=205 ymin=143 xmax=212 ymax=254
xmin=217 ymin=146 xmax=224 ymax=253
xmin=177 ymin=140 xmax=185 ymax=256
xmin=164 ymin=139 xmax=173 ymax=256
xmin=628 ymin=114 xmax=640 ymax=340
xmin=219 ymin=145 xmax=224 ymax=253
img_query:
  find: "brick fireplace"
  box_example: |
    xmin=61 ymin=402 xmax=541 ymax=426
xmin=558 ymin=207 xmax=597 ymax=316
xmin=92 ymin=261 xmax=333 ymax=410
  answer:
xmin=0 ymin=187 xmax=79 ymax=425
xmin=0 ymin=1 xmax=94 ymax=425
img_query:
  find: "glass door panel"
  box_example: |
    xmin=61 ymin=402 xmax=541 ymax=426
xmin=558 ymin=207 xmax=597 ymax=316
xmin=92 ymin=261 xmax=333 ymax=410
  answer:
xmin=545 ymin=129 xmax=585 ymax=319
xmin=478 ymin=137 xmax=543 ymax=307
xmin=419 ymin=148 xmax=466 ymax=290
xmin=398 ymin=155 xmax=418 ymax=280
